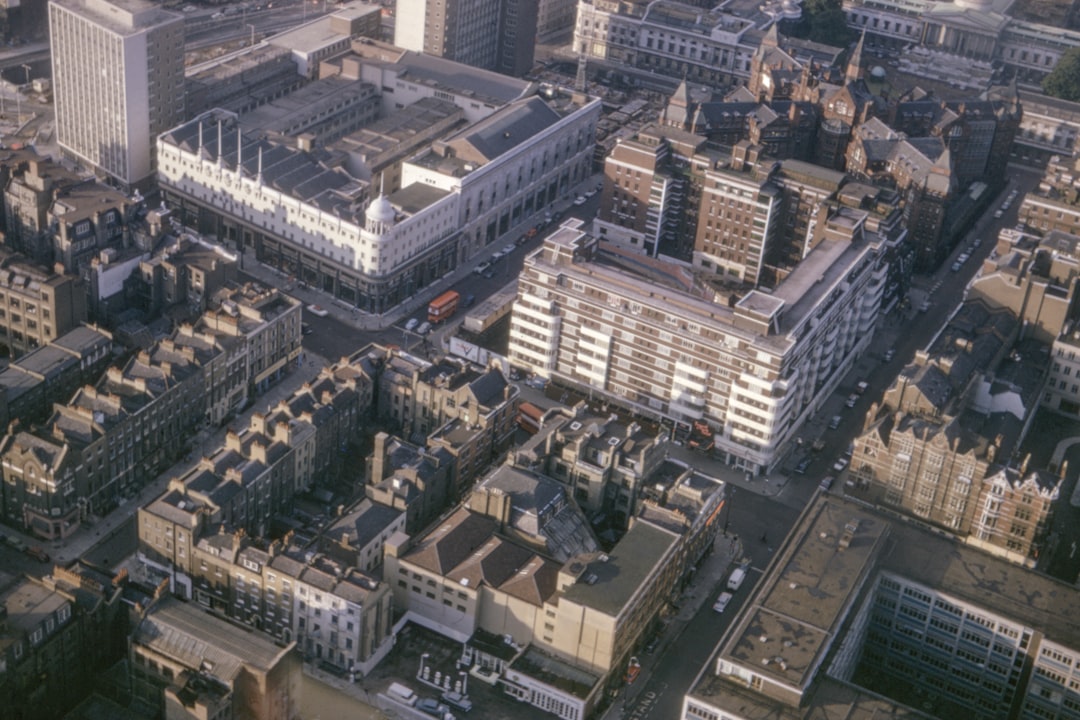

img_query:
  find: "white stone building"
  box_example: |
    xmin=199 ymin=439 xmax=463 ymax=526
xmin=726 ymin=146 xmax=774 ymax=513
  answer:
xmin=158 ymin=86 xmax=599 ymax=313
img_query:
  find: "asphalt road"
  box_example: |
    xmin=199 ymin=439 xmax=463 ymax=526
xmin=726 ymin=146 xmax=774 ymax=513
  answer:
xmin=617 ymin=489 xmax=803 ymax=720
xmin=245 ymin=179 xmax=605 ymax=365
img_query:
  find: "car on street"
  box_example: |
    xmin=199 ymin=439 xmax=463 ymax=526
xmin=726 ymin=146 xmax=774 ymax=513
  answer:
xmin=958 ymin=253 xmax=970 ymax=263
xmin=416 ymin=698 xmax=451 ymax=717
xmin=845 ymin=393 xmax=859 ymax=408
xmin=829 ymin=414 xmax=842 ymax=429
xmin=794 ymin=458 xmax=811 ymax=474
xmin=301 ymin=323 xmax=313 ymax=336
xmin=405 ymin=318 xmax=419 ymax=331
xmin=462 ymin=294 xmax=476 ymax=308
xmin=919 ymin=300 xmax=931 ymax=313
xmin=442 ymin=691 xmax=473 ymax=713
xmin=884 ymin=348 xmax=896 ymax=362
xmin=819 ymin=475 xmax=835 ymax=492
xmin=473 ymin=261 xmax=491 ymax=275
xmin=584 ymin=188 xmax=597 ymax=198
xmin=490 ymin=251 xmax=504 ymax=262
xmin=713 ymin=591 xmax=734 ymax=613
xmin=833 ymin=457 xmax=849 ymax=473
xmin=727 ymin=567 xmax=747 ymax=591
xmin=644 ymin=635 xmax=660 ymax=654
xmin=573 ymin=195 xmax=587 ymax=206
xmin=994 ymin=209 xmax=1004 ymax=218
xmin=856 ymin=380 xmax=869 ymax=395
xmin=502 ymin=243 xmax=516 ymax=254
xmin=974 ymin=238 xmax=982 ymax=247
xmin=416 ymin=321 xmax=431 ymax=335
xmin=306 ymin=304 xmax=329 ymax=317
xmin=482 ymin=269 xmax=495 ymax=279
xmin=951 ymin=261 xmax=962 ymax=272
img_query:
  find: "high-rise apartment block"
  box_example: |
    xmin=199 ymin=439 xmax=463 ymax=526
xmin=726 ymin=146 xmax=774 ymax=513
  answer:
xmin=509 ymin=221 xmax=886 ymax=473
xmin=395 ymin=0 xmax=537 ymax=77
xmin=49 ymin=0 xmax=184 ymax=189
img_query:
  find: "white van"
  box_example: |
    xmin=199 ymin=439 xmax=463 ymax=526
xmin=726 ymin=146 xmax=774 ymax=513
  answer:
xmin=727 ymin=567 xmax=747 ymax=591
xmin=387 ymin=682 xmax=417 ymax=706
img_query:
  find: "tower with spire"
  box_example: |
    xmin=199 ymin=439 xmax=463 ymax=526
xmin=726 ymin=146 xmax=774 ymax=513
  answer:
xmin=845 ymin=30 xmax=867 ymax=85
xmin=661 ymin=78 xmax=696 ymax=131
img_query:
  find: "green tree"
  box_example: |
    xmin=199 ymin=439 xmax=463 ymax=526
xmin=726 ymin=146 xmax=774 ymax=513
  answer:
xmin=1043 ymin=47 xmax=1080 ymax=101
xmin=809 ymin=7 xmax=855 ymax=46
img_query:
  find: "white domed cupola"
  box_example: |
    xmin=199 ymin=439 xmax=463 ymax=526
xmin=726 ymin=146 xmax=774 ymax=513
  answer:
xmin=365 ymin=194 xmax=396 ymax=235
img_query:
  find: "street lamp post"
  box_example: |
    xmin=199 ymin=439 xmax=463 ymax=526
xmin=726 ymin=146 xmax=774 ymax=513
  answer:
xmin=723 ymin=486 xmax=734 ymax=537
xmin=21 ymin=64 xmax=30 ymax=87
xmin=247 ymin=23 xmax=256 ymax=46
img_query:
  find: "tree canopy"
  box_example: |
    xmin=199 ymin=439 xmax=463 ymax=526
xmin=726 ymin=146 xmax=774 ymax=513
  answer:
xmin=789 ymin=0 xmax=856 ymax=47
xmin=1043 ymin=47 xmax=1080 ymax=102
xmin=809 ymin=7 xmax=855 ymax=46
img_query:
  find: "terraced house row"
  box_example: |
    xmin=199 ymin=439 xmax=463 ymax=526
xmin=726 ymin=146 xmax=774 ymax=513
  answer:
xmin=0 ymin=282 xmax=300 ymax=539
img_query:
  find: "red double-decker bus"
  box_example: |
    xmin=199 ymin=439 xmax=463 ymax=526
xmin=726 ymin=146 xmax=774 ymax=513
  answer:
xmin=428 ymin=290 xmax=461 ymax=323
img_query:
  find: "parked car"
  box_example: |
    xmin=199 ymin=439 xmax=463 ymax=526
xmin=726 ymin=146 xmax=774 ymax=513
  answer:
xmin=473 ymin=261 xmax=491 ymax=275
xmin=416 ymin=321 xmax=431 ymax=335
xmin=713 ymin=591 xmax=734 ymax=613
xmin=833 ymin=457 xmax=849 ymax=473
xmin=856 ymin=381 xmax=869 ymax=395
xmin=845 ymin=393 xmax=859 ymax=408
xmin=919 ymin=301 xmax=931 ymax=313
xmin=974 ymin=238 xmax=982 ymax=247
xmin=884 ymin=348 xmax=896 ymax=362
xmin=727 ymin=567 xmax=747 ymax=591
xmin=441 ymin=691 xmax=473 ymax=712
xmin=306 ymin=304 xmax=329 ymax=317
xmin=819 ymin=475 xmax=835 ymax=491
xmin=794 ymin=458 xmax=811 ymax=474
xmin=829 ymin=414 xmax=842 ymax=430
xmin=416 ymin=698 xmax=452 ymax=718
xmin=573 ymin=195 xmax=587 ymax=206
xmin=994 ymin=209 xmax=1004 ymax=219
xmin=502 ymin=243 xmax=516 ymax=254
xmin=951 ymin=261 xmax=962 ymax=272
xmin=958 ymin=253 xmax=970 ymax=263
xmin=405 ymin=318 xmax=419 ymax=331
xmin=584 ymin=188 xmax=597 ymax=198
xmin=25 ymin=546 xmax=49 ymax=563
xmin=301 ymin=323 xmax=312 ymax=336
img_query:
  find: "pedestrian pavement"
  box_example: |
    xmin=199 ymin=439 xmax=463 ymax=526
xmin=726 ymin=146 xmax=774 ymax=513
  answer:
xmin=38 ymin=352 xmax=331 ymax=569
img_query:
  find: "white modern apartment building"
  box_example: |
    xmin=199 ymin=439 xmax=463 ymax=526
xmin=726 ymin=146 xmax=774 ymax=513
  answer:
xmin=509 ymin=221 xmax=886 ymax=473
xmin=49 ymin=0 xmax=184 ymax=189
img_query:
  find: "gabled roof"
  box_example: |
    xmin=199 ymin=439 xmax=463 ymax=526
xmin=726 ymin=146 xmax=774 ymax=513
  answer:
xmin=406 ymin=507 xmax=499 ymax=576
